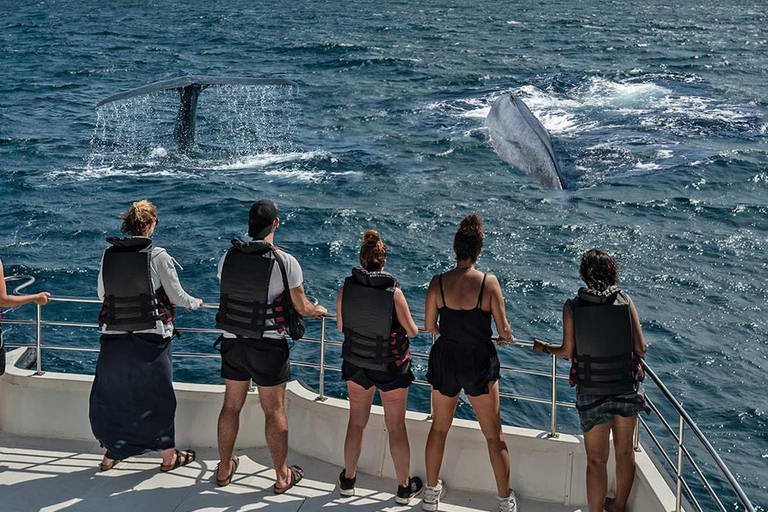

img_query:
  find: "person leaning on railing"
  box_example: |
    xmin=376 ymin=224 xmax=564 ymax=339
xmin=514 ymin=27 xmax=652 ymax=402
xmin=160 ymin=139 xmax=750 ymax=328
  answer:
xmin=214 ymin=199 xmax=327 ymax=493
xmin=89 ymin=199 xmax=203 ymax=473
xmin=335 ymin=229 xmax=423 ymax=504
xmin=0 ymin=260 xmax=51 ymax=374
xmin=533 ymin=249 xmax=649 ymax=512
xmin=422 ymin=213 xmax=520 ymax=512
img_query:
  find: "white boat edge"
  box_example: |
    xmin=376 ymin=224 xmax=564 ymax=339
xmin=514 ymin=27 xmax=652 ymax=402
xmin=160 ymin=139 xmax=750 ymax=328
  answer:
xmin=0 ymin=347 xmax=680 ymax=510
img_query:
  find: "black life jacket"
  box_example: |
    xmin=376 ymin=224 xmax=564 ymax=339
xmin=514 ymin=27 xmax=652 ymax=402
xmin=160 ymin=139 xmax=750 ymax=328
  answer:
xmin=215 ymin=238 xmax=289 ymax=340
xmin=569 ymin=286 xmax=642 ymax=395
xmin=341 ymin=267 xmax=409 ymax=372
xmin=98 ymin=237 xmax=175 ymax=331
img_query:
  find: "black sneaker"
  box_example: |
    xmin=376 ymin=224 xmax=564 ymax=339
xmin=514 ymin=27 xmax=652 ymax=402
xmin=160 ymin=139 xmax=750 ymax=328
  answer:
xmin=338 ymin=469 xmax=356 ymax=497
xmin=396 ymin=476 xmax=424 ymax=505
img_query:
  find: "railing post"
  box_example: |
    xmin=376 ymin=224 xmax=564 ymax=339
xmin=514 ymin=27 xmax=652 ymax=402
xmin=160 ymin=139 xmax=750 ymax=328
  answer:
xmin=318 ymin=316 xmax=327 ymax=401
xmin=35 ymin=303 xmax=43 ymax=375
xmin=633 ymin=416 xmax=641 ymax=452
xmin=548 ymin=353 xmax=558 ymax=438
xmin=675 ymin=414 xmax=685 ymax=512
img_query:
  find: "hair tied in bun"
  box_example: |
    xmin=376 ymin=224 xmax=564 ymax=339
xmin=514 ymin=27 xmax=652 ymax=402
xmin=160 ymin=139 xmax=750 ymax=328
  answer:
xmin=360 ymin=229 xmax=387 ymax=271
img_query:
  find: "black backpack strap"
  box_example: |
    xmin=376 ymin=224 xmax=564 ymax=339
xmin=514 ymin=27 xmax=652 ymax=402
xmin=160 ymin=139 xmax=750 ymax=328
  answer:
xmin=272 ymin=249 xmax=294 ymax=308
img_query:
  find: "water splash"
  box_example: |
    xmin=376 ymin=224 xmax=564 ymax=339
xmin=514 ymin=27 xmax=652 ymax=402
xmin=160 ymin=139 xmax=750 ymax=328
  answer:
xmin=86 ymin=84 xmax=298 ymax=170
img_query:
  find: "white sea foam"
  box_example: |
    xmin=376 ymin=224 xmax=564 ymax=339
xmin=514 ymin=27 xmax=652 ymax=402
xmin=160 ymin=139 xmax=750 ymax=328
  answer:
xmin=52 ymin=165 xmax=193 ymax=181
xmin=632 ymin=162 xmax=662 ymax=171
xmin=149 ymin=146 xmax=168 ymax=159
xmin=461 ymin=106 xmax=491 ymax=119
xmin=263 ymin=168 xmax=360 ymax=183
xmin=209 ymin=151 xmax=329 ymax=170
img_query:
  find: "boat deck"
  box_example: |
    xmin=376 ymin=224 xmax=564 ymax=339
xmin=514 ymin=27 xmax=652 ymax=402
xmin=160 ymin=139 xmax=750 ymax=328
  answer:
xmin=0 ymin=434 xmax=581 ymax=512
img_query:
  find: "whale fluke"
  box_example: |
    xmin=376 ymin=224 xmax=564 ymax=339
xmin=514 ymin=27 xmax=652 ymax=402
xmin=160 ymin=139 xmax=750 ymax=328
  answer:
xmin=97 ymin=75 xmax=299 ymax=150
xmin=485 ymin=93 xmax=565 ymax=190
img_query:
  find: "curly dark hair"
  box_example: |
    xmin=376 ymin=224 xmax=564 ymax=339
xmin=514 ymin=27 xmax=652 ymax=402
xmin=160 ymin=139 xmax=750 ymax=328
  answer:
xmin=359 ymin=229 xmax=387 ymax=271
xmin=454 ymin=213 xmax=484 ymax=263
xmin=579 ymin=248 xmax=618 ymax=291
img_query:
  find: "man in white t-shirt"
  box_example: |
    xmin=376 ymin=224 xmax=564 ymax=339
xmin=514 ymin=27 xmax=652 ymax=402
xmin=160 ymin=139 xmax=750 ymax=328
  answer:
xmin=215 ymin=200 xmax=327 ymax=493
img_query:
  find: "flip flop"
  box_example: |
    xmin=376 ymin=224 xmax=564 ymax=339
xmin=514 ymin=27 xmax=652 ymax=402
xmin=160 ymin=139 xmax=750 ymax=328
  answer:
xmin=274 ymin=465 xmax=304 ymax=494
xmin=160 ymin=449 xmax=196 ymax=472
xmin=216 ymin=455 xmax=240 ymax=487
xmin=99 ymin=458 xmax=121 ymax=471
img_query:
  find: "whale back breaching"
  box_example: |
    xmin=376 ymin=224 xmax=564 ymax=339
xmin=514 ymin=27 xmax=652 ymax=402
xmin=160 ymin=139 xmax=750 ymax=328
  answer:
xmin=485 ymin=93 xmax=565 ymax=190
xmin=97 ymin=75 xmax=298 ymax=150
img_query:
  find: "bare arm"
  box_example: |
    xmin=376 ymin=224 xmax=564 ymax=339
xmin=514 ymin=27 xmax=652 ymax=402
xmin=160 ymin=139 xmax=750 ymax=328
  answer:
xmin=336 ymin=286 xmax=344 ymax=332
xmin=394 ymin=288 xmax=419 ymax=338
xmin=534 ymin=303 xmax=575 ymax=359
xmin=0 ymin=260 xmax=50 ymax=307
xmin=424 ymin=276 xmax=440 ymax=334
xmin=488 ymin=274 xmax=513 ymax=344
xmin=629 ymin=297 xmax=648 ymax=359
xmin=290 ymin=284 xmax=327 ymax=318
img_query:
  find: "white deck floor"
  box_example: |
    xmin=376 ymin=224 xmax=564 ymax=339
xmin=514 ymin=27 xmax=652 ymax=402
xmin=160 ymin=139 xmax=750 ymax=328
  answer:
xmin=0 ymin=434 xmax=583 ymax=512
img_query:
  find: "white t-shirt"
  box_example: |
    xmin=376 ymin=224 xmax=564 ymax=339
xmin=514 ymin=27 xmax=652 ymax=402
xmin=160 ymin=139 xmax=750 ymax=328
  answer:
xmin=217 ymin=248 xmax=303 ymax=340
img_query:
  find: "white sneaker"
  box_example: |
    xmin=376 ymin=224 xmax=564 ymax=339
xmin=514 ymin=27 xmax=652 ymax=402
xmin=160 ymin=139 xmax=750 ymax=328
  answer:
xmin=422 ymin=480 xmax=446 ymax=511
xmin=498 ymin=489 xmax=520 ymax=512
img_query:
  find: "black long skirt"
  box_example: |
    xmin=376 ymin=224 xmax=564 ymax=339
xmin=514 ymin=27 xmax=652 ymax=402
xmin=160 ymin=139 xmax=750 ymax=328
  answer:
xmin=89 ymin=333 xmax=176 ymax=460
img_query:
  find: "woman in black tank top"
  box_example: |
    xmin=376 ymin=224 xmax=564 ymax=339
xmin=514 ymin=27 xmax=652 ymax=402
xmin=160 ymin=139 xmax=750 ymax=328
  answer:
xmin=421 ymin=214 xmax=520 ymax=512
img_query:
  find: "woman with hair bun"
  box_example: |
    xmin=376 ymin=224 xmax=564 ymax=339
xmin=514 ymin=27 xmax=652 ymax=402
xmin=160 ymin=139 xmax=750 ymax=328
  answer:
xmin=335 ymin=230 xmax=423 ymax=504
xmin=423 ymin=214 xmax=519 ymax=512
xmin=89 ymin=199 xmax=203 ymax=472
xmin=534 ymin=249 xmax=649 ymax=512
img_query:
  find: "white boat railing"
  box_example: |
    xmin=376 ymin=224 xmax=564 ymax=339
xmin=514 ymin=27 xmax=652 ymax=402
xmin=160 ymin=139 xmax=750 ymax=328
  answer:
xmin=0 ymin=275 xmax=757 ymax=512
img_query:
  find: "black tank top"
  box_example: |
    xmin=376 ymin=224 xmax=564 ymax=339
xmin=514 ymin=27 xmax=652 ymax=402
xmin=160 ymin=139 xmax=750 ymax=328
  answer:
xmin=437 ymin=273 xmax=493 ymax=344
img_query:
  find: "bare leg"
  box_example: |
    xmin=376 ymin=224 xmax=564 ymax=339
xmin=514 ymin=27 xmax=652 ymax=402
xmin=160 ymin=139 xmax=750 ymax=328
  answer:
xmin=425 ymin=390 xmax=459 ymax=487
xmin=259 ymin=383 xmax=291 ymax=489
xmin=217 ymin=379 xmax=250 ymax=480
xmin=584 ymin=422 xmax=612 ymax=512
xmin=609 ymin=415 xmax=638 ymax=512
xmin=467 ymin=381 xmax=510 ymax=497
xmin=344 ymin=381 xmax=375 ymax=479
xmin=381 ymin=386 xmax=410 ymax=487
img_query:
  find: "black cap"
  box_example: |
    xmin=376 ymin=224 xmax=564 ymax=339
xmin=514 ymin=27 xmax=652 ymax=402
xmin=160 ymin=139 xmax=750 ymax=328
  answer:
xmin=248 ymin=200 xmax=278 ymax=239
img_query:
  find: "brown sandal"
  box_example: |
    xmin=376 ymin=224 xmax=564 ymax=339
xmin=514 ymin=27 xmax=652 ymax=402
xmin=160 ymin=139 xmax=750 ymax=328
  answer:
xmin=99 ymin=458 xmax=121 ymax=471
xmin=274 ymin=465 xmax=304 ymax=494
xmin=216 ymin=455 xmax=239 ymax=487
xmin=160 ymin=449 xmax=196 ymax=472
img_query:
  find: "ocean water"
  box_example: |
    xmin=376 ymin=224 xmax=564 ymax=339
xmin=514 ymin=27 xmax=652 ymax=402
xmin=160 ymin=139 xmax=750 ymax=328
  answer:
xmin=0 ymin=0 xmax=766 ymax=508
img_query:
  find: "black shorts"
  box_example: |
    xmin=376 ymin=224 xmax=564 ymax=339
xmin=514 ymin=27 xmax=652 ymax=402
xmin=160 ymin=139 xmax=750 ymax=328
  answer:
xmin=218 ymin=335 xmax=291 ymax=387
xmin=426 ymin=339 xmax=501 ymax=397
xmin=342 ymin=359 xmax=414 ymax=392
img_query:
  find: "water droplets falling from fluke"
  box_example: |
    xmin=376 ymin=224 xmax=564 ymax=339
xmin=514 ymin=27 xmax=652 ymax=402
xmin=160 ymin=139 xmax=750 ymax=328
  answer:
xmin=87 ymin=83 xmax=299 ymax=170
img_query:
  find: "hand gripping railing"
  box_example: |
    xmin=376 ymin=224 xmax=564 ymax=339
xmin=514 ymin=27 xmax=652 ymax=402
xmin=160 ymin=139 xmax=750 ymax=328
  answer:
xmin=0 ymin=281 xmax=757 ymax=512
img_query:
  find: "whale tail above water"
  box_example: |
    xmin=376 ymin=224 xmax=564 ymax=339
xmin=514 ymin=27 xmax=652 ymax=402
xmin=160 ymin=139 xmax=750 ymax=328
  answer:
xmin=97 ymin=75 xmax=299 ymax=150
xmin=485 ymin=93 xmax=565 ymax=190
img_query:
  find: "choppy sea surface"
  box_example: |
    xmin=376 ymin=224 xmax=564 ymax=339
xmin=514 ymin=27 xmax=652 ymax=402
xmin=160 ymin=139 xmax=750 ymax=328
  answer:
xmin=0 ymin=0 xmax=766 ymax=508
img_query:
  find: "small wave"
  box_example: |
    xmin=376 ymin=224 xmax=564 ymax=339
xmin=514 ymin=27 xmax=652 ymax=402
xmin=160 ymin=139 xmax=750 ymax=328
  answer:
xmin=460 ymin=106 xmax=491 ymax=119
xmin=263 ymin=168 xmax=360 ymax=183
xmin=50 ymin=165 xmax=194 ymax=181
xmin=208 ymin=151 xmax=330 ymax=170
xmin=633 ymin=162 xmax=662 ymax=171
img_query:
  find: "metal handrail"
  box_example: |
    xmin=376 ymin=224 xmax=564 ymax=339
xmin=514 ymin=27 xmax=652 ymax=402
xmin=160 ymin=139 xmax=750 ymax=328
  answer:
xmin=0 ymin=282 xmax=757 ymax=512
xmin=641 ymin=360 xmax=756 ymax=512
